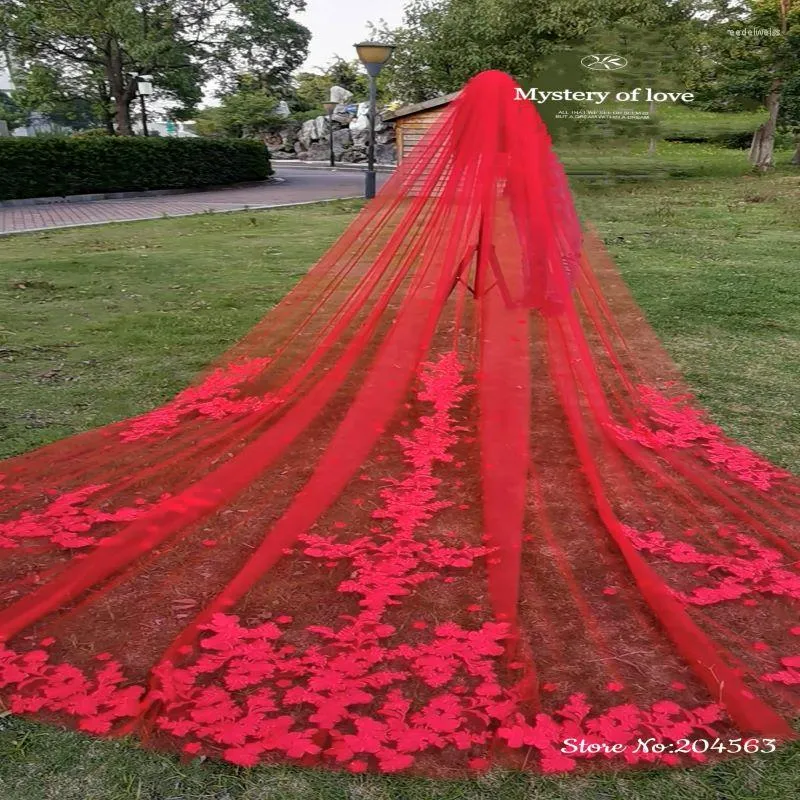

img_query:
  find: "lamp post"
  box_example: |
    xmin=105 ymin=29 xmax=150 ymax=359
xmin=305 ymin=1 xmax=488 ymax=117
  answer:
xmin=354 ymin=41 xmax=395 ymax=199
xmin=323 ymin=100 xmax=337 ymax=168
xmin=136 ymin=75 xmax=153 ymax=137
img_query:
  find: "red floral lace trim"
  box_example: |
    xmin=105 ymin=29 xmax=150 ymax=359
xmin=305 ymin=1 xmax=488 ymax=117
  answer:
xmin=120 ymin=358 xmax=277 ymax=442
xmin=612 ymin=386 xmax=789 ymax=491
xmin=760 ymin=657 xmax=800 ymax=687
xmin=0 ymin=485 xmax=159 ymax=550
xmin=0 ymin=354 xmax=727 ymax=773
xmin=0 ymin=643 xmax=144 ymax=734
xmin=622 ymin=525 xmax=800 ymax=606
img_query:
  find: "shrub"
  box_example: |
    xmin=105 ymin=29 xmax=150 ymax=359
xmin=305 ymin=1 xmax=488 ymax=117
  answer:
xmin=664 ymin=131 xmax=755 ymax=149
xmin=0 ymin=136 xmax=272 ymax=201
xmin=71 ymin=128 xmax=113 ymax=137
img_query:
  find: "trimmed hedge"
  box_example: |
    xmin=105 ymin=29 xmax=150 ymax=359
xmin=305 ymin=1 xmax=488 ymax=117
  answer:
xmin=0 ymin=136 xmax=272 ymax=201
xmin=664 ymin=131 xmax=755 ymax=149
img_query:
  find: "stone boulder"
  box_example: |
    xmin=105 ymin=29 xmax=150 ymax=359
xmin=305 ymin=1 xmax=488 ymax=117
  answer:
xmin=298 ymin=115 xmax=329 ymax=149
xmin=349 ymin=102 xmax=391 ymax=148
xmin=331 ymin=104 xmax=357 ymax=126
xmin=330 ymin=85 xmax=353 ymax=104
xmin=375 ymin=142 xmax=397 ymax=164
xmin=304 ymin=141 xmax=332 ymax=161
xmin=339 ymin=148 xmax=367 ymax=163
xmin=332 ymin=128 xmax=352 ymax=155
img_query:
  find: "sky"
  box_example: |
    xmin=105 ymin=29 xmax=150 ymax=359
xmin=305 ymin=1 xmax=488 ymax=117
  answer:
xmin=296 ymin=0 xmax=407 ymax=73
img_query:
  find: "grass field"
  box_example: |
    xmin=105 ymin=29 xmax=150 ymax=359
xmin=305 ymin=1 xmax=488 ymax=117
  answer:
xmin=0 ymin=152 xmax=798 ymax=798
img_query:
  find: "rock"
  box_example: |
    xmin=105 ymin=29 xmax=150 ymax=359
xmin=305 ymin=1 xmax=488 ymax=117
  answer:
xmin=350 ymin=128 xmax=368 ymax=149
xmin=273 ymin=100 xmax=291 ymax=118
xmin=375 ymin=142 xmax=397 ymax=164
xmin=298 ymin=115 xmax=329 ymax=148
xmin=339 ymin=148 xmax=367 ymax=163
xmin=297 ymin=119 xmax=315 ymax=149
xmin=349 ymin=102 xmax=370 ymax=133
xmin=331 ymin=104 xmax=356 ymax=126
xmin=330 ymin=85 xmax=353 ymax=104
xmin=349 ymin=102 xmax=390 ymax=147
xmin=305 ymin=142 xmax=331 ymax=161
xmin=272 ymin=106 xmax=395 ymax=163
xmin=332 ymin=128 xmax=352 ymax=155
xmin=263 ymin=131 xmax=284 ymax=150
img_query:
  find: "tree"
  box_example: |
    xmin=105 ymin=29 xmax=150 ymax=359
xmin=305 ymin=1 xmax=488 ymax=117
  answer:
xmin=780 ymin=73 xmax=800 ymax=163
xmin=0 ymin=1 xmax=310 ymax=135
xmin=194 ymin=86 xmax=283 ymax=138
xmin=292 ymin=59 xmax=375 ymax=113
xmin=745 ymin=1 xmax=800 ymax=168
xmin=684 ymin=0 xmax=800 ymax=168
xmin=10 ymin=63 xmax=108 ymax=131
xmin=0 ymin=90 xmax=25 ymax=129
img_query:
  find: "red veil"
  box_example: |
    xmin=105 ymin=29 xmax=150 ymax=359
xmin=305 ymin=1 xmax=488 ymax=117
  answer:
xmin=1 ymin=71 xmax=798 ymax=776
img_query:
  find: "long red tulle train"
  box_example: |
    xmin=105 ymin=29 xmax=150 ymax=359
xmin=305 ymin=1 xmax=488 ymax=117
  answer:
xmin=1 ymin=71 xmax=798 ymax=777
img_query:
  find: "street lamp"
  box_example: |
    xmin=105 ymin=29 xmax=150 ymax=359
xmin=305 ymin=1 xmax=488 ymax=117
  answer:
xmin=354 ymin=41 xmax=395 ymax=199
xmin=323 ymin=100 xmax=337 ymax=168
xmin=136 ymin=75 xmax=153 ymax=137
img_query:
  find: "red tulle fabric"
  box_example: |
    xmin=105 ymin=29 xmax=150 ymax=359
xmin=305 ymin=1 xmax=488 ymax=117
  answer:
xmin=0 ymin=71 xmax=798 ymax=777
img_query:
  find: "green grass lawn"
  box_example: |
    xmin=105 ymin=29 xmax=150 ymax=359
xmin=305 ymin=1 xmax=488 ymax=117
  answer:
xmin=0 ymin=158 xmax=798 ymax=799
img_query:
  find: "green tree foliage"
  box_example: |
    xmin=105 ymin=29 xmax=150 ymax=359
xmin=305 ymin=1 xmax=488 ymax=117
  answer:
xmin=9 ymin=63 xmax=107 ymax=131
xmin=194 ymin=87 xmax=283 ymax=138
xmin=292 ymin=58 xmax=376 ymax=112
xmin=0 ymin=0 xmax=310 ymax=135
xmin=0 ymin=90 xmax=26 ymax=129
xmin=685 ymin=0 xmax=800 ymax=167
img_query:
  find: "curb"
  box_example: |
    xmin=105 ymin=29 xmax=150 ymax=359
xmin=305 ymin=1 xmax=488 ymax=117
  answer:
xmin=273 ymin=160 xmax=397 ymax=172
xmin=0 ymin=177 xmax=281 ymax=209
xmin=0 ymin=195 xmax=365 ymax=237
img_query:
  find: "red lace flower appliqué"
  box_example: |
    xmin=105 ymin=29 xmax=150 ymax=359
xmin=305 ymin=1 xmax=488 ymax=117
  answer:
xmin=613 ymin=386 xmax=789 ymax=491
xmin=149 ymin=353 xmax=508 ymax=770
xmin=120 ymin=358 xmax=277 ymax=442
xmin=760 ymin=657 xmax=800 ymax=687
xmin=497 ymin=694 xmax=725 ymax=770
xmin=622 ymin=525 xmax=800 ymax=606
xmin=0 ymin=643 xmax=144 ymax=733
xmin=0 ymin=485 xmax=158 ymax=549
xmin=0 ymin=353 xmax=730 ymax=774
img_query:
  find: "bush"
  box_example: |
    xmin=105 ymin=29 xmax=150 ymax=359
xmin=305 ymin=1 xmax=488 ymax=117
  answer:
xmin=0 ymin=136 xmax=272 ymax=201
xmin=664 ymin=131 xmax=754 ymax=149
xmin=71 ymin=128 xmax=113 ymax=138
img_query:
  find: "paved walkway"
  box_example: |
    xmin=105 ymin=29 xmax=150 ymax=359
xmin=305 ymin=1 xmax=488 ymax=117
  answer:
xmin=0 ymin=167 xmax=389 ymax=235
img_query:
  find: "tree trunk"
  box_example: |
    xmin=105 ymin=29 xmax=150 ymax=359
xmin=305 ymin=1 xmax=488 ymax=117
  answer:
xmin=105 ymin=39 xmax=135 ymax=135
xmin=115 ymin=96 xmax=134 ymax=135
xmin=648 ymin=98 xmax=657 ymax=155
xmin=97 ymin=82 xmax=116 ymax=135
xmin=791 ymin=135 xmax=800 ymax=166
xmin=749 ymin=80 xmax=781 ymax=171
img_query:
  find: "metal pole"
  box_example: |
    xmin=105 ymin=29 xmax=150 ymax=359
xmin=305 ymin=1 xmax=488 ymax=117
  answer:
xmin=365 ymin=73 xmax=377 ymax=199
xmin=140 ymin=94 xmax=149 ymax=137
xmin=329 ymin=111 xmax=335 ymax=168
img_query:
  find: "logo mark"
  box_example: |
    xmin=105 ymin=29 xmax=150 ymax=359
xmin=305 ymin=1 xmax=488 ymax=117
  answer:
xmin=581 ymin=54 xmax=627 ymax=71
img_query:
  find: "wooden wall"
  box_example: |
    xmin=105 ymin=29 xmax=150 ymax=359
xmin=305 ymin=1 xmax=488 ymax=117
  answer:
xmin=395 ymin=107 xmax=449 ymax=163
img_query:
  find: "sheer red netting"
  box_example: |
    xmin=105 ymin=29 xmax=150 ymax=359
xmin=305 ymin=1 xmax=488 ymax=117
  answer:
xmin=1 ymin=71 xmax=798 ymax=777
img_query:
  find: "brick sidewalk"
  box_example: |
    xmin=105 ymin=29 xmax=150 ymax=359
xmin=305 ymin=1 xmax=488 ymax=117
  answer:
xmin=0 ymin=167 xmax=386 ymax=235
